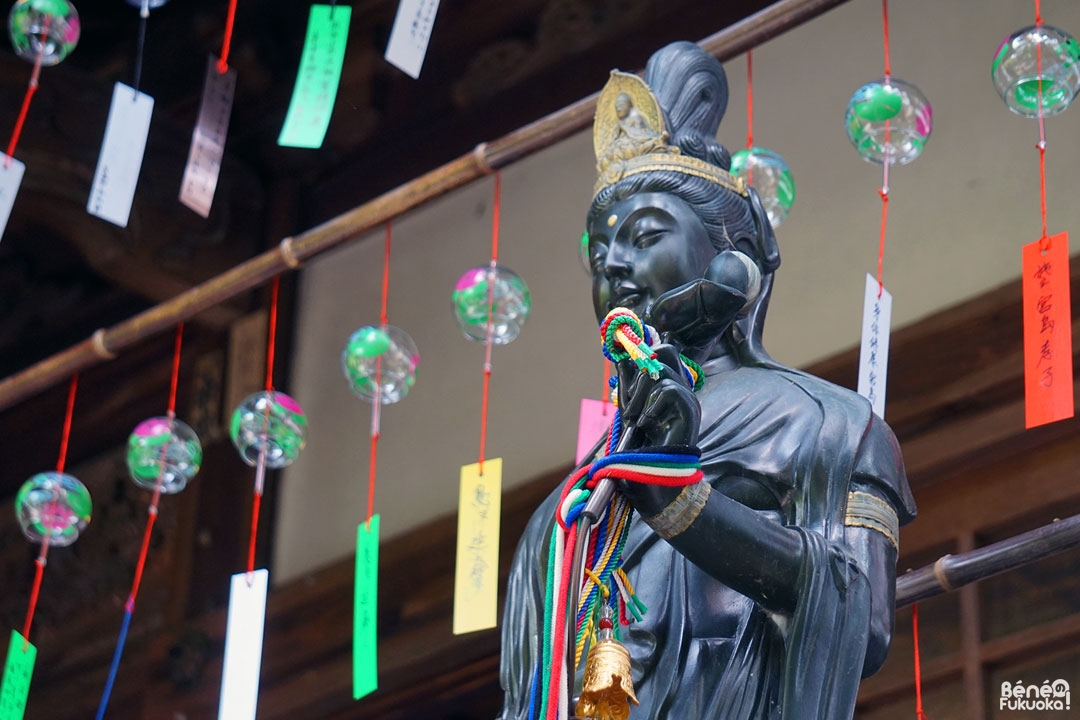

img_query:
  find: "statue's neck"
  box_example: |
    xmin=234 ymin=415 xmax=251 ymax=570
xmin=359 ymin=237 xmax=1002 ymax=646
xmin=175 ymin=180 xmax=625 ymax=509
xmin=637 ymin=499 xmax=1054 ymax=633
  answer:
xmin=703 ymin=335 xmax=740 ymax=374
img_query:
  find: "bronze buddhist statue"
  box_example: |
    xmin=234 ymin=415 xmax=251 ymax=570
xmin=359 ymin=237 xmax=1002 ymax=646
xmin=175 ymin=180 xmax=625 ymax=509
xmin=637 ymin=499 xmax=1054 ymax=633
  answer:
xmin=498 ymin=41 xmax=916 ymax=720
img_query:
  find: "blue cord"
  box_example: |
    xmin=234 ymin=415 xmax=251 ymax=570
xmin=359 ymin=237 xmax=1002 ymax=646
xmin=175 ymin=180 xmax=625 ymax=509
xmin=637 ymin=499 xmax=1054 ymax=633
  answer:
xmin=94 ymin=607 xmax=133 ymax=720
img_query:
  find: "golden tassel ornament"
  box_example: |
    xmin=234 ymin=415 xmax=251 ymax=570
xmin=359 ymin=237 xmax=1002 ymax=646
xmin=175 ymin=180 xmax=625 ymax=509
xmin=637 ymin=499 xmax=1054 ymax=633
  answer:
xmin=575 ymin=604 xmax=638 ymax=720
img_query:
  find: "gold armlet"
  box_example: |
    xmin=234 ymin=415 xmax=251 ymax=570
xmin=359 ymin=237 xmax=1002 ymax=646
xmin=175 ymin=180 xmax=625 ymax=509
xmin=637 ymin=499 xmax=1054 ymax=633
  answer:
xmin=844 ymin=490 xmax=899 ymax=550
xmin=642 ymin=482 xmax=711 ymax=540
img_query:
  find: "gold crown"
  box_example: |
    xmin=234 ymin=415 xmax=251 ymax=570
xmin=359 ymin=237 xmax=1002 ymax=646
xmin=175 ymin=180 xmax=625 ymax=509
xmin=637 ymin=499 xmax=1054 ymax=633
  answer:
xmin=593 ymin=71 xmax=747 ymax=198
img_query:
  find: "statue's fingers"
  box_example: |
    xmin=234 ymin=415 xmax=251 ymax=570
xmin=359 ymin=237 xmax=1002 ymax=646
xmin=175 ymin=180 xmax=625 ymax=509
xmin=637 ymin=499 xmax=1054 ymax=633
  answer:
xmin=639 ymin=380 xmax=701 ymax=447
xmin=652 ymin=344 xmax=692 ymax=389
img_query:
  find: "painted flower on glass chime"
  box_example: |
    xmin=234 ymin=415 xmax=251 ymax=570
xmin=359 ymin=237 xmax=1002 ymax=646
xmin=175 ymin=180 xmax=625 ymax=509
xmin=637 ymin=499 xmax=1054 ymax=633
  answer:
xmin=452 ymin=263 xmax=531 ymax=344
xmin=845 ymin=77 xmax=932 ymax=165
xmin=729 ymin=147 xmax=795 ymax=228
xmin=126 ymin=416 xmax=203 ymax=493
xmin=15 ymin=471 xmax=91 ymax=546
xmin=230 ymin=390 xmax=307 ymax=468
xmin=341 ymin=324 xmax=420 ymax=404
xmin=8 ymin=0 xmax=80 ymax=65
xmin=992 ymin=24 xmax=1080 ymax=117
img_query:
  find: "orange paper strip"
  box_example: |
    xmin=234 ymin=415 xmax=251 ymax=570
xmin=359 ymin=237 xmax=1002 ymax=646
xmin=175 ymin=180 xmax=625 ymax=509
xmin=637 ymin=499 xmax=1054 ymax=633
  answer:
xmin=1022 ymin=232 xmax=1073 ymax=428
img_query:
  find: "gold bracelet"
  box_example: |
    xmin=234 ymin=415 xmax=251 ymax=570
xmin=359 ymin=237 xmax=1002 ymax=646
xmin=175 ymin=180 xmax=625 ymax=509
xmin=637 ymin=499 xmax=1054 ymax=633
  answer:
xmin=844 ymin=490 xmax=899 ymax=550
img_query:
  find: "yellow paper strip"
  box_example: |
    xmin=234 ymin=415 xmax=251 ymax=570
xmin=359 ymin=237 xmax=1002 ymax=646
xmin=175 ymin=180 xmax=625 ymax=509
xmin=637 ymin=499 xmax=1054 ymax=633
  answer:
xmin=453 ymin=458 xmax=502 ymax=634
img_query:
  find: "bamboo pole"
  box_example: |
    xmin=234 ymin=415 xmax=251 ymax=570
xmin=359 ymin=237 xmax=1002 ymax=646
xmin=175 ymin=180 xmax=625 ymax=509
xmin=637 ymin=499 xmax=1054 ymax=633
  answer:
xmin=0 ymin=0 xmax=852 ymax=413
xmin=896 ymin=512 xmax=1080 ymax=608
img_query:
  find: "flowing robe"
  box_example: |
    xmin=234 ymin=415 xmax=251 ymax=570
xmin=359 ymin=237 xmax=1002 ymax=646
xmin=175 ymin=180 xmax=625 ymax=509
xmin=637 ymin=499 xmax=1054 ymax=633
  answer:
xmin=498 ymin=358 xmax=916 ymax=720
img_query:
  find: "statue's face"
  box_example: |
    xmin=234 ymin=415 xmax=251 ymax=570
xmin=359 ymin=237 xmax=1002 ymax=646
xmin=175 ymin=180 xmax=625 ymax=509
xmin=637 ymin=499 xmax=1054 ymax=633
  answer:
xmin=587 ymin=192 xmax=716 ymax=324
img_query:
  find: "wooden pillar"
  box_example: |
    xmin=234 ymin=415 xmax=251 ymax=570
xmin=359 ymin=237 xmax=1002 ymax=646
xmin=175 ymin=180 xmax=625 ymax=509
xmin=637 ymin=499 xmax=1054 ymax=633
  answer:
xmin=958 ymin=531 xmax=986 ymax=719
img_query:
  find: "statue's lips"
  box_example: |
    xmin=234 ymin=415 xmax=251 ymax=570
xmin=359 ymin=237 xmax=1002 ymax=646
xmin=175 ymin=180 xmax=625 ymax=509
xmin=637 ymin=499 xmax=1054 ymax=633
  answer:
xmin=611 ymin=285 xmax=646 ymax=311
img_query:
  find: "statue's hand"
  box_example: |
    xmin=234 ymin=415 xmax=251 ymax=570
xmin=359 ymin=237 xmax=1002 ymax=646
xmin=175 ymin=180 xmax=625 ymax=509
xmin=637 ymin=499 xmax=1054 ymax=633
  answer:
xmin=646 ymin=250 xmax=757 ymax=361
xmin=615 ymin=344 xmax=701 ymax=450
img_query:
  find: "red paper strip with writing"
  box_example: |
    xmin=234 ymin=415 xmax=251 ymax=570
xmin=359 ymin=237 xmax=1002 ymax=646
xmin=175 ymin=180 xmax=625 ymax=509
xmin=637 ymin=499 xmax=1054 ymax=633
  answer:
xmin=1022 ymin=232 xmax=1073 ymax=428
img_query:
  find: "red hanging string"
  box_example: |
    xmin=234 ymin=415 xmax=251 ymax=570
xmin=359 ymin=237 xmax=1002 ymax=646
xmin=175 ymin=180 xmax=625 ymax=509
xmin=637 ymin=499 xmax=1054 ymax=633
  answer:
xmin=167 ymin=323 xmax=184 ymax=416
xmin=745 ymin=51 xmax=755 ymax=186
xmin=876 ymin=182 xmax=889 ymax=297
xmin=248 ymin=277 xmax=281 ymax=575
xmin=913 ymin=603 xmax=929 ymax=719
xmin=247 ymin=491 xmax=262 ymax=575
xmin=4 ymin=15 xmax=49 ymax=167
xmin=380 ymin=222 xmax=391 ymax=326
xmin=1035 ymin=0 xmax=1049 ymax=250
xmin=368 ymin=222 xmax=392 ymax=524
xmin=882 ymin=0 xmax=891 ymax=78
xmin=265 ymin=276 xmax=280 ymax=392
xmin=478 ymin=172 xmax=501 ymax=474
xmin=745 ymin=50 xmax=754 ymax=150
xmin=601 ymin=361 xmax=611 ymax=416
xmin=876 ymin=0 xmax=892 ymax=297
xmin=216 ymin=0 xmax=239 ymax=74
xmin=22 ymin=373 xmax=79 ymax=648
xmin=127 ymin=324 xmax=184 ymax=611
xmin=20 ymin=541 xmax=47 ymax=650
xmin=56 ymin=374 xmax=78 ymax=474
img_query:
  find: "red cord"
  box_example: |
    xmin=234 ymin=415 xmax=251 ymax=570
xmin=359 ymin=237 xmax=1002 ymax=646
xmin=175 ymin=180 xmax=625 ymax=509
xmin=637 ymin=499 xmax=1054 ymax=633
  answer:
xmin=126 ymin=497 xmax=159 ymax=612
xmin=1035 ymin=3 xmax=1049 ymax=250
xmin=601 ymin=361 xmax=611 ymax=416
xmin=478 ymin=367 xmax=491 ymax=473
xmin=367 ymin=430 xmax=379 ymax=523
xmin=491 ymin=172 xmax=501 ymax=264
xmin=913 ymin=603 xmax=928 ymax=718
xmin=380 ymin=222 xmax=391 ymax=326
xmin=876 ymin=187 xmax=889 ymax=297
xmin=745 ymin=51 xmax=754 ymax=150
xmin=265 ymin=276 xmax=280 ymax=392
xmin=367 ymin=223 xmax=391 ymax=522
xmin=478 ymin=173 xmax=501 ymax=473
xmin=56 ymin=374 xmax=79 ymax=474
xmin=4 ymin=15 xmax=48 ymax=165
xmin=247 ymin=490 xmax=261 ymax=575
xmin=545 ymin=525 xmax=578 ymax=720
xmin=216 ymin=0 xmax=239 ymax=74
xmin=167 ymin=323 xmax=184 ymax=416
xmin=882 ymin=0 xmax=891 ymax=78
xmin=5 ymin=82 xmax=37 ymax=163
xmin=20 ymin=541 xmax=49 ymax=649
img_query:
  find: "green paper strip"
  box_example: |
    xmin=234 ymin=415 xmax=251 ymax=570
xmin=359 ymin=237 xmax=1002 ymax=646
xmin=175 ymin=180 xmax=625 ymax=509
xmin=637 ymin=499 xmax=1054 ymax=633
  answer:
xmin=353 ymin=514 xmax=380 ymax=700
xmin=278 ymin=4 xmax=352 ymax=149
xmin=0 ymin=631 xmax=36 ymax=720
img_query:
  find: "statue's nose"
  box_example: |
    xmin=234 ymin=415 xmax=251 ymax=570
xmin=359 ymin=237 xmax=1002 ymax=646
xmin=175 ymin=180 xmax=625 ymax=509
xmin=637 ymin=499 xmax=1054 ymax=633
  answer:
xmin=604 ymin=244 xmax=632 ymax=279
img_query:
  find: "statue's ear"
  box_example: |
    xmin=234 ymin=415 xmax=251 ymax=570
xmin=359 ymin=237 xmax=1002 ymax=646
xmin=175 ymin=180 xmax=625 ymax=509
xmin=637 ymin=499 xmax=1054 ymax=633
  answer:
xmin=746 ymin=187 xmax=780 ymax=275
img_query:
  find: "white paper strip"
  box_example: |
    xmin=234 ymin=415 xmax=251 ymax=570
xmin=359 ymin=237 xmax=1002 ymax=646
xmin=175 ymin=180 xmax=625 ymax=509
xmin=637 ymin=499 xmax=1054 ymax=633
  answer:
xmin=180 ymin=56 xmax=236 ymax=218
xmin=0 ymin=155 xmax=25 ymax=242
xmin=218 ymin=569 xmax=268 ymax=720
xmin=87 ymin=82 xmax=154 ymax=227
xmin=857 ymin=272 xmax=893 ymax=419
xmin=384 ymin=0 xmax=440 ymax=79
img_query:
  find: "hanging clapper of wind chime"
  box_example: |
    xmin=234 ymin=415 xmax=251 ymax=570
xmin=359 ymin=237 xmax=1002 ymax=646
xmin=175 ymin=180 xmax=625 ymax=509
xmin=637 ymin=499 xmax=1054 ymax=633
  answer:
xmin=0 ymin=0 xmax=80 ymax=240
xmin=0 ymin=375 xmax=88 ymax=720
xmin=844 ymin=0 xmax=932 ymax=420
xmin=992 ymin=0 xmax=1077 ymax=428
xmin=450 ymin=172 xmax=531 ymax=636
xmin=220 ymin=276 xmax=307 ymax=720
xmin=340 ymin=221 xmax=420 ymax=700
xmin=94 ymin=324 xmax=200 ymax=720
